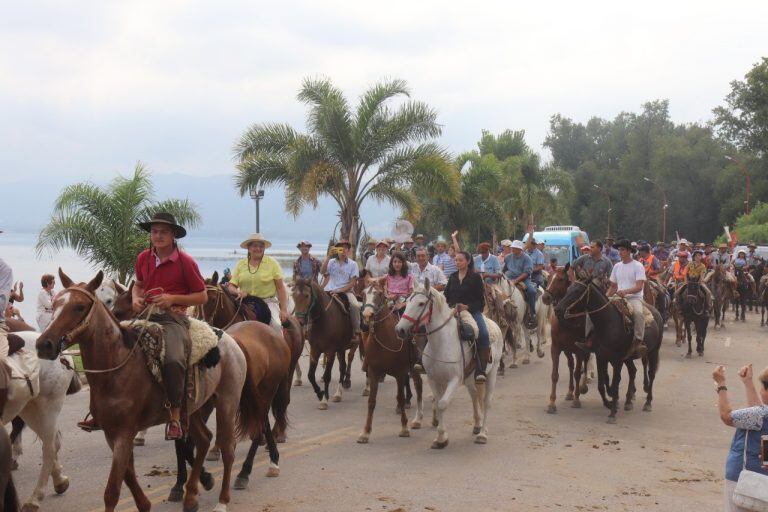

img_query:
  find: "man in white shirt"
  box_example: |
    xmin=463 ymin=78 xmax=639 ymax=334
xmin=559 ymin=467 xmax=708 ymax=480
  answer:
xmin=321 ymin=240 xmax=361 ymax=340
xmin=364 ymin=240 xmax=391 ymax=278
xmin=607 ymin=239 xmax=647 ymax=359
xmin=410 ymin=248 xmax=447 ymax=291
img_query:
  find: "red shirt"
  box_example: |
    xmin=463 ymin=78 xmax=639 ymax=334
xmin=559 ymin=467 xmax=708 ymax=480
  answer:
xmin=135 ymin=248 xmax=206 ymax=305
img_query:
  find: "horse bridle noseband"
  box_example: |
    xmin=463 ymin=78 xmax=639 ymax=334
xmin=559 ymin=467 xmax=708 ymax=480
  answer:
xmin=361 ymin=286 xmax=405 ymax=352
xmin=562 ymin=280 xmax=611 ymax=319
xmin=196 ymin=284 xmax=244 ymax=329
xmin=400 ymin=290 xmax=454 ymax=335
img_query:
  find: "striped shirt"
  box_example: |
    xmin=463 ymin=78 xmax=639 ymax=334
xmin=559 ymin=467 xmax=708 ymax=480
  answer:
xmin=433 ymin=252 xmax=457 ymax=277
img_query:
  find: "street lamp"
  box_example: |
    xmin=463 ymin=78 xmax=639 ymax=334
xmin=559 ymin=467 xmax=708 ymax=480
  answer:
xmin=725 ymin=155 xmax=751 ymax=215
xmin=643 ymin=177 xmax=668 ymax=242
xmin=249 ymin=189 xmax=265 ymax=232
xmin=593 ymin=184 xmax=612 ymax=237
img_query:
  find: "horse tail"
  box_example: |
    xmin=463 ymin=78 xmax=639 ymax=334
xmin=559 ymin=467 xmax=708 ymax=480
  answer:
xmin=235 ymin=343 xmax=265 ymax=441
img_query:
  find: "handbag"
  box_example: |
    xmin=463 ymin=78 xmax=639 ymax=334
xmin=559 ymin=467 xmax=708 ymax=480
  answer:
xmin=732 ymin=430 xmax=768 ymax=511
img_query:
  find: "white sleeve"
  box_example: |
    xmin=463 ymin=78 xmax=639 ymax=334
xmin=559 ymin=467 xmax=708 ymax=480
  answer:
xmin=609 ymin=264 xmax=618 ymax=284
xmin=364 ymin=256 xmax=372 ymax=272
xmin=436 ymin=268 xmax=447 ymax=285
xmin=636 ymin=262 xmax=646 ymax=281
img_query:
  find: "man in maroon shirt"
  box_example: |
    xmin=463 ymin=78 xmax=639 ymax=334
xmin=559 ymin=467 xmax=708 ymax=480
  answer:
xmin=133 ymin=212 xmax=207 ymax=440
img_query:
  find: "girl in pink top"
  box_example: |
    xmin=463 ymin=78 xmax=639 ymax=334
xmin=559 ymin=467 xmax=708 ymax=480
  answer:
xmin=384 ymin=252 xmax=414 ymax=308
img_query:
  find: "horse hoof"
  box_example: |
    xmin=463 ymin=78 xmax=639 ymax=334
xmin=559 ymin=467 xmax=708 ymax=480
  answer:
xmin=362 ymin=388 xmax=370 ymax=397
xmin=522 ymin=359 xmax=530 ymax=365
xmin=432 ymin=418 xmax=439 ymax=428
xmin=685 ymin=353 xmax=692 ymax=359
xmin=546 ymin=405 xmax=557 ymax=414
xmin=675 ymin=341 xmax=681 ymax=347
xmin=233 ymin=475 xmax=249 ymax=490
xmin=21 ymin=503 xmax=39 ymax=512
xmin=213 ymin=503 xmax=228 ymax=512
xmin=168 ymin=485 xmax=184 ymax=502
xmin=431 ymin=439 xmax=449 ymax=449
xmin=133 ymin=437 xmax=145 ymax=447
xmin=399 ymin=429 xmax=410 ymax=438
xmin=580 ymin=384 xmax=589 ymax=395
xmin=537 ymin=349 xmax=545 ymax=359
xmin=182 ymin=503 xmax=199 ymax=512
xmin=624 ymin=402 xmax=634 ymax=411
xmin=606 ymin=416 xmax=617 ymax=424
xmin=564 ymin=392 xmax=574 ymax=401
xmin=474 ymin=435 xmax=487 ymax=445
xmin=332 ymin=395 xmax=342 ymax=403
xmin=318 ymin=401 xmax=328 ymax=410
xmin=698 ymin=351 xmax=704 ymax=357
xmin=200 ymin=471 xmax=215 ymax=491
xmin=342 ymin=380 xmax=352 ymax=390
xmin=510 ymin=363 xmax=518 ymax=369
xmin=472 ymin=426 xmax=482 ymax=435
xmin=275 ymin=433 xmax=287 ymax=444
xmin=293 ymin=379 xmax=302 ymax=387
xmin=357 ymin=434 xmax=369 ymax=444
xmin=266 ymin=463 xmax=280 ymax=477
xmin=11 ymin=459 xmax=18 ymax=471
xmin=54 ymin=476 xmax=70 ymax=494
xmin=206 ymin=449 xmax=221 ymax=462
xmin=411 ymin=421 xmax=422 ymax=430
xmin=497 ymin=367 xmax=505 ymax=376
xmin=572 ymin=400 xmax=582 ymax=409
xmin=643 ymin=403 xmax=652 ymax=412
xmin=405 ymin=400 xmax=411 ymax=409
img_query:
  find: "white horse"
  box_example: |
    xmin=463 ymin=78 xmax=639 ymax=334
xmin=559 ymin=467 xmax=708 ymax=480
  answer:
xmin=498 ymin=279 xmax=547 ymax=365
xmin=95 ymin=279 xmax=127 ymax=310
xmin=10 ymin=331 xmax=81 ymax=512
xmin=395 ymin=281 xmax=503 ymax=447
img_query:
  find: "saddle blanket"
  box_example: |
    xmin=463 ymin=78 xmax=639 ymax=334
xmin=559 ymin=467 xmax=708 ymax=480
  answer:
xmin=5 ymin=349 xmax=40 ymax=402
xmin=610 ymin=297 xmax=655 ymax=329
xmin=120 ymin=317 xmax=222 ymax=384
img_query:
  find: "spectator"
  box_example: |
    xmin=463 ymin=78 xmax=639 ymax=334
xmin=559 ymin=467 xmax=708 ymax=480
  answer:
xmin=365 ymin=240 xmax=391 ymax=278
xmin=10 ymin=282 xmax=23 ymax=303
xmin=293 ymin=241 xmax=322 ymax=282
xmin=220 ymin=267 xmax=232 ymax=286
xmin=36 ymin=273 xmax=55 ymax=331
xmin=713 ymin=364 xmax=768 ymax=511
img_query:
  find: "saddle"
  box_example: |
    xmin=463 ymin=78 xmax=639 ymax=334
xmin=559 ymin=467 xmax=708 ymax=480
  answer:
xmin=610 ymin=297 xmax=654 ymax=334
xmin=242 ymin=296 xmax=272 ymax=325
xmin=329 ymin=292 xmax=351 ymax=315
xmin=456 ymin=310 xmax=492 ymax=380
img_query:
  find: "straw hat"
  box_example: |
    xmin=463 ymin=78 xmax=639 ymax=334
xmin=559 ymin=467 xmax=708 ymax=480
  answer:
xmin=240 ymin=233 xmax=272 ymax=249
xmin=500 ymin=239 xmax=513 ymax=247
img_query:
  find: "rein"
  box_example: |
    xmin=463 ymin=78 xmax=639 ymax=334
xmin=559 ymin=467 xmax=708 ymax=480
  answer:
xmin=196 ymin=284 xmax=244 ymax=329
xmin=362 ymin=288 xmax=405 ymax=353
xmin=562 ymin=280 xmax=611 ymax=319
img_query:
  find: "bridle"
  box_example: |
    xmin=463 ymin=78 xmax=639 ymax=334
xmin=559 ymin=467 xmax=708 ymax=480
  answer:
xmin=561 ymin=280 xmax=611 ymax=319
xmin=195 ymin=284 xmax=244 ymax=329
xmin=293 ymin=284 xmax=318 ymax=323
xmin=361 ymin=285 xmax=405 ymax=352
xmin=400 ymin=290 xmax=454 ymax=335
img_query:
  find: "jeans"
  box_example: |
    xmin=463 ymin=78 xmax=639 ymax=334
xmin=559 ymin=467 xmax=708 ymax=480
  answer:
xmin=151 ymin=312 xmax=190 ymax=409
xmin=470 ymin=311 xmax=490 ymax=348
xmin=627 ymin=298 xmax=645 ymax=342
xmin=524 ymin=281 xmax=538 ymax=320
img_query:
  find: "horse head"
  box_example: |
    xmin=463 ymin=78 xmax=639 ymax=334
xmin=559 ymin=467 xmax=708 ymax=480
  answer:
xmin=37 ymin=268 xmax=105 ymax=360
xmin=543 ymin=263 xmax=570 ymax=306
xmin=361 ymin=279 xmax=385 ymax=323
xmin=291 ymin=279 xmax=317 ymax=325
xmin=112 ymin=281 xmax=135 ymax=321
xmin=553 ymin=273 xmax=596 ymax=321
xmin=395 ymin=279 xmax=444 ymax=338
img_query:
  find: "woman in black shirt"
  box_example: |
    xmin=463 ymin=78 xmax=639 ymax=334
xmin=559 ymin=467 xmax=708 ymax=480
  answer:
xmin=445 ymin=251 xmax=490 ymax=383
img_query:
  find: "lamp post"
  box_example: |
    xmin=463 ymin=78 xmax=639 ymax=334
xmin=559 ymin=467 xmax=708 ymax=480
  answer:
xmin=725 ymin=155 xmax=750 ymax=215
xmin=249 ymin=189 xmax=265 ymax=232
xmin=593 ymin=184 xmax=612 ymax=237
xmin=643 ymin=177 xmax=668 ymax=242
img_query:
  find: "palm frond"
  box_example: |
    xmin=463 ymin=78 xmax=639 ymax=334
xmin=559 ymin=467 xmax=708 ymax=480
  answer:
xmin=233 ymin=123 xmax=298 ymax=162
xmin=298 ymin=77 xmax=354 ymax=167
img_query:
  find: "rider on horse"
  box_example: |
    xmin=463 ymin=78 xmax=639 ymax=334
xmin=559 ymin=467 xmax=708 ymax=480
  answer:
xmin=572 ymin=240 xmax=613 ymax=353
xmin=676 ymin=250 xmax=713 ymax=312
xmin=365 ymin=239 xmax=391 ymax=278
xmin=227 ymin=233 xmax=290 ymax=334
xmin=381 ymin=252 xmax=415 ymax=313
xmin=638 ymin=244 xmax=661 ymax=281
xmin=0 ymin=233 xmax=12 ymax=416
xmin=410 ymin=248 xmax=447 ymax=291
xmin=607 ymin=239 xmax=648 ymax=359
xmin=526 ymin=237 xmax=547 ymax=288
xmin=320 ymin=240 xmax=361 ymax=342
xmin=293 ymin=240 xmax=322 ymax=282
xmin=503 ymin=240 xmax=537 ymax=328
xmin=474 ymin=242 xmax=502 ymax=284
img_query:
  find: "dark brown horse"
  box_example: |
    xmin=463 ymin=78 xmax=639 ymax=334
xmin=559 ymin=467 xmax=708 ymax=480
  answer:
xmin=541 ymin=265 xmax=590 ymax=413
xmin=710 ymin=265 xmax=733 ymax=329
xmin=35 ymin=269 xmax=272 ymax=512
xmin=357 ymin=281 xmax=423 ymax=443
xmin=292 ymin=279 xmax=355 ymax=408
xmin=0 ymin=426 xmax=19 ymax=512
xmin=675 ymin=281 xmax=710 ymax=357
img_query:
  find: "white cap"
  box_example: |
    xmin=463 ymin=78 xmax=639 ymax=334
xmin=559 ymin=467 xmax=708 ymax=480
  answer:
xmin=679 ymin=239 xmax=690 ymax=245
xmin=500 ymin=239 xmax=513 ymax=247
xmin=511 ymin=240 xmax=525 ymax=250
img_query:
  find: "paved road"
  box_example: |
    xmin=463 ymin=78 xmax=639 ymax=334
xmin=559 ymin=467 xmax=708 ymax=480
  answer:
xmin=11 ymin=315 xmax=762 ymax=511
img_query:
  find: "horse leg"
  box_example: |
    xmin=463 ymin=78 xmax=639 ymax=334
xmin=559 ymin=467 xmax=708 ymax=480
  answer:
xmin=565 ymin=351 xmax=575 ymax=401
xmin=18 ymin=405 xmax=61 ymax=512
xmin=624 ymin=360 xmax=637 ymax=411
xmin=596 ymin=360 xmax=610 ymax=409
xmin=320 ymin=351 xmax=335 ymax=409
xmin=467 ymin=382 xmax=481 ymax=435
xmin=308 ymin=347 xmax=322 ymax=402
xmin=573 ymin=353 xmax=585 ymax=408
xmin=643 ymin=349 xmax=659 ymax=412
xmin=103 ymin=433 xmax=145 ymax=512
xmin=410 ymin=373 xmax=424 ymax=429
xmin=404 ymin=379 xmax=413 ymax=409
xmin=122 ymin=449 xmax=151 ymax=512
xmin=357 ymin=371 xmax=379 ymax=444
xmin=547 ymin=344 xmax=560 ymax=414
xmin=332 ymin=350 xmax=346 ymax=402
xmin=343 ymin=345 xmax=355 ymax=389
xmin=133 ymin=429 xmax=147 ymax=447
xmin=607 ymin=361 xmax=621 ymax=424
xmin=184 ymin=414 xmax=212 ymax=512
xmin=10 ymin=416 xmax=24 ymax=470
xmin=294 ymin=344 xmax=304 ymax=386
xmin=396 ymin=375 xmax=410 ymax=438
xmin=431 ymin=379 xmax=453 ymax=449
xmin=233 ymin=439 xmax=259 ymax=490
xmin=263 ymin=416 xmax=280 ymax=477
xmin=685 ymin=319 xmax=693 ymax=358
xmin=169 ymin=439 xmax=189 ymax=501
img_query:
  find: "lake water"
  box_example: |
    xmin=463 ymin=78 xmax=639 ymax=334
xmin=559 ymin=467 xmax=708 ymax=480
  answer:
xmin=1 ymin=232 xmax=326 ymax=327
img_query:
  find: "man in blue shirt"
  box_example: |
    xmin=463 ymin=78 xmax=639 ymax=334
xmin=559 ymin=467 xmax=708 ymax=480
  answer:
xmin=526 ymin=237 xmax=546 ymax=288
xmin=474 ymin=242 xmax=502 ymax=283
xmin=603 ymin=236 xmax=620 ymax=264
xmin=504 ymin=240 xmax=537 ymax=327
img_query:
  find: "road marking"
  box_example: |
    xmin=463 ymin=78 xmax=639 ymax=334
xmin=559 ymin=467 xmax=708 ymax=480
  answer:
xmin=85 ymin=426 xmax=356 ymax=512
xmin=725 ymin=336 xmax=731 ymax=347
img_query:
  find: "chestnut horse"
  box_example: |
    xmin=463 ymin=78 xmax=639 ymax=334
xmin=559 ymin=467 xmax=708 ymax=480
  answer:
xmin=291 ymin=279 xmax=355 ymax=409
xmin=35 ymin=269 xmax=262 ymax=512
xmin=357 ymin=282 xmax=423 ymax=443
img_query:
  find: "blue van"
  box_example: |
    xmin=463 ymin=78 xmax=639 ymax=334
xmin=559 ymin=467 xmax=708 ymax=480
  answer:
xmin=523 ymin=225 xmax=590 ymax=266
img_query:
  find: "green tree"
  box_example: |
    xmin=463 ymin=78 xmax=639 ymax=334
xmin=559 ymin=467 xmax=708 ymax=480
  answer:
xmin=233 ymin=77 xmax=459 ymax=253
xmin=36 ymin=163 xmax=201 ymax=284
xmin=728 ymin=202 xmax=768 ymax=244
xmin=713 ymin=57 xmax=768 ymax=154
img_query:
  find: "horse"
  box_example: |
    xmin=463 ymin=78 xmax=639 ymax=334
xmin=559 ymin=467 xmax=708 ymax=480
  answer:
xmin=0 ymin=425 xmax=19 ymax=512
xmin=395 ymin=280 xmax=503 ymax=447
xmin=541 ymin=265 xmax=591 ymax=413
xmin=291 ymin=279 xmax=356 ymax=409
xmin=675 ymin=281 xmax=710 ymax=358
xmin=760 ymin=275 xmax=768 ymax=326
xmin=482 ymin=282 xmax=516 ymax=375
xmin=357 ymin=281 xmax=423 ymax=443
xmin=3 ymin=331 xmax=79 ymax=512
xmin=710 ymin=265 xmax=732 ymax=329
xmin=95 ymin=279 xmax=127 ymax=310
xmin=35 ymin=269 xmax=256 ymax=512
xmin=554 ymin=276 xmax=663 ymax=423
xmin=497 ymin=279 xmax=544 ymax=366
xmin=734 ymin=268 xmax=751 ymax=322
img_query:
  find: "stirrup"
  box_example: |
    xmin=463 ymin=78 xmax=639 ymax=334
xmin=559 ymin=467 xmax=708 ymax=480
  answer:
xmin=77 ymin=413 xmax=101 ymax=432
xmin=165 ymin=420 xmax=184 ymax=441
xmin=574 ymin=341 xmax=590 ymax=352
xmin=474 ymin=372 xmax=487 ymax=384
xmin=413 ymin=363 xmax=425 ymax=375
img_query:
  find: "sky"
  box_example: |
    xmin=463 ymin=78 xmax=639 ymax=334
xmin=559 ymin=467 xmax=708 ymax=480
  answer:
xmin=1 ymin=1 xmax=766 ymax=185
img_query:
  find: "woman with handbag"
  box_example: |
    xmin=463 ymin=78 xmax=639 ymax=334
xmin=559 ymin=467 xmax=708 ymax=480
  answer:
xmin=713 ymin=363 xmax=768 ymax=511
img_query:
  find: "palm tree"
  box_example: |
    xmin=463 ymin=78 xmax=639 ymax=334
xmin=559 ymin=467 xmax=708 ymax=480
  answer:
xmin=234 ymin=77 xmax=460 ymax=253
xmin=36 ymin=163 xmax=201 ymax=284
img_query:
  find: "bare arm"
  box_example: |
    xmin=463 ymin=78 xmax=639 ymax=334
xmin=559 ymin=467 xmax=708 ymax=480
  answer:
xmin=606 ymin=282 xmax=618 ymax=297
xmin=451 ymin=231 xmax=461 ymax=253
xmin=276 ymin=279 xmax=289 ymax=320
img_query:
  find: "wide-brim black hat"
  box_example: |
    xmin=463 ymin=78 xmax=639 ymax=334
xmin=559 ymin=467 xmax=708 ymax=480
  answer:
xmin=614 ymin=239 xmax=635 ymax=253
xmin=138 ymin=212 xmax=187 ymax=238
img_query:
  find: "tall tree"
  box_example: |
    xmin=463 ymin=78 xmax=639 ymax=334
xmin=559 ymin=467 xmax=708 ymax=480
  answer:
xmin=36 ymin=164 xmax=201 ymax=284
xmin=713 ymin=57 xmax=768 ymax=155
xmin=234 ymin=77 xmax=459 ymax=253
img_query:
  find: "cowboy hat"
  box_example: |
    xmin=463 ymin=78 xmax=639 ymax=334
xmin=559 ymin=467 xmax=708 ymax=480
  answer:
xmin=748 ymin=242 xmax=757 ymax=248
xmin=296 ymin=240 xmax=313 ymax=249
xmin=139 ymin=212 xmax=187 ymax=238
xmin=614 ymin=239 xmax=635 ymax=253
xmin=679 ymin=238 xmax=690 ymax=245
xmin=477 ymin=242 xmax=491 ymax=251
xmin=500 ymin=239 xmax=513 ymax=247
xmin=718 ymin=243 xmax=728 ymax=249
xmin=738 ymin=249 xmax=747 ymax=256
xmin=415 ymin=234 xmax=425 ymax=240
xmin=404 ymin=237 xmax=414 ymax=244
xmin=334 ymin=239 xmax=352 ymax=249
xmin=240 ymin=233 xmax=272 ymax=249
xmin=375 ymin=239 xmax=389 ymax=248
xmin=435 ymin=239 xmax=448 ymax=247
xmin=639 ymin=244 xmax=651 ymax=252
xmin=656 ymin=241 xmax=666 ymax=246
xmin=511 ymin=240 xmax=525 ymax=250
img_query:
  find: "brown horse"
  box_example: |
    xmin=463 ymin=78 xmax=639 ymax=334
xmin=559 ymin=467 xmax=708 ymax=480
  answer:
xmin=292 ymin=279 xmax=355 ymax=408
xmin=196 ymin=271 xmax=304 ymax=444
xmin=541 ymin=265 xmax=590 ymax=413
xmin=0 ymin=425 xmax=19 ymax=512
xmin=357 ymin=281 xmax=423 ymax=443
xmin=35 ymin=269 xmax=266 ymax=512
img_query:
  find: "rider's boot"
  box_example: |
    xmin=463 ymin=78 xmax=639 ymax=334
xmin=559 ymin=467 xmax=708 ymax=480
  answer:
xmin=575 ymin=333 xmax=594 ymax=353
xmin=474 ymin=346 xmax=489 ymax=384
xmin=165 ymin=408 xmax=183 ymax=441
xmin=413 ymin=351 xmax=425 ymax=374
xmin=625 ymin=337 xmax=648 ymax=360
xmin=77 ymin=412 xmax=101 ymax=432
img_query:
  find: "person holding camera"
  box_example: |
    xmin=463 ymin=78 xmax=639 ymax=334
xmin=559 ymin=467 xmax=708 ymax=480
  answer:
xmin=320 ymin=240 xmax=361 ymax=341
xmin=713 ymin=364 xmax=768 ymax=511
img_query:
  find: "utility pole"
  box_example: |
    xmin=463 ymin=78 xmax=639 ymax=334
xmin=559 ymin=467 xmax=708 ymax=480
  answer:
xmin=725 ymin=155 xmax=750 ymax=215
xmin=643 ymin=177 xmax=668 ymax=241
xmin=249 ymin=189 xmax=265 ymax=232
xmin=593 ymin=184 xmax=612 ymax=237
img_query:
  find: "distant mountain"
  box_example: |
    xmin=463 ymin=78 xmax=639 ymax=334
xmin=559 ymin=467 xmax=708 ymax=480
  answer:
xmin=2 ymin=172 xmax=399 ymax=240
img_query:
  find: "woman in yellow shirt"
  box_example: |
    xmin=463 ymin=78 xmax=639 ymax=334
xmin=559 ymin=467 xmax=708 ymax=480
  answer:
xmin=226 ymin=233 xmax=288 ymax=334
